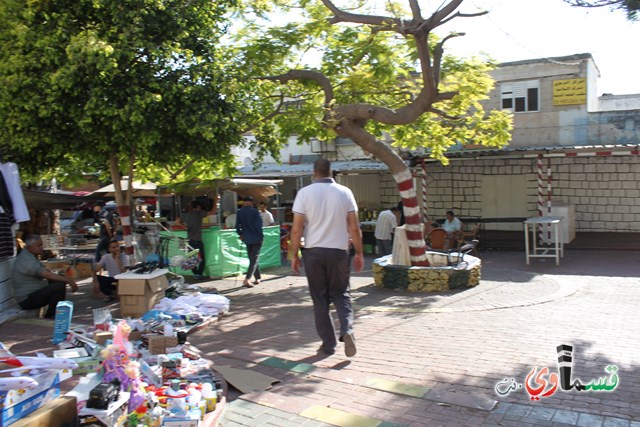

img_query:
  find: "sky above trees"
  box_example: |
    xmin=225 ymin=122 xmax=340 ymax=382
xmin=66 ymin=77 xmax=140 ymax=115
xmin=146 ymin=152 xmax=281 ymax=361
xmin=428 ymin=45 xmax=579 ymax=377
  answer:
xmin=437 ymin=0 xmax=639 ymax=95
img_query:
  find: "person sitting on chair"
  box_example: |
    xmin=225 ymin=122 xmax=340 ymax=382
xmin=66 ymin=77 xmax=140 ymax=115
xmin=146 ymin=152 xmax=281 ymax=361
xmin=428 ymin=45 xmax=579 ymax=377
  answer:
xmin=12 ymin=234 xmax=78 ymax=319
xmin=443 ymin=210 xmax=463 ymax=248
xmin=93 ymin=239 xmax=130 ymax=302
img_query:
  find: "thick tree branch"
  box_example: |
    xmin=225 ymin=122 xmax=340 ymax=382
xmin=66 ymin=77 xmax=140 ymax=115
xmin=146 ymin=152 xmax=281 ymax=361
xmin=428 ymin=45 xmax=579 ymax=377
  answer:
xmin=258 ymin=69 xmax=334 ymax=108
xmin=433 ymin=32 xmax=465 ymax=87
xmin=320 ymin=0 xmax=412 ymax=34
xmin=335 ymin=120 xmax=407 ymax=175
xmin=408 ymin=0 xmax=423 ymax=20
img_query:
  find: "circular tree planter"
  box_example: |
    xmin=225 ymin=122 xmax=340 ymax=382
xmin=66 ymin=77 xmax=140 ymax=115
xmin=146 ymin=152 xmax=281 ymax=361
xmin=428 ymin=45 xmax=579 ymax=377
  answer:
xmin=372 ymin=252 xmax=481 ymax=292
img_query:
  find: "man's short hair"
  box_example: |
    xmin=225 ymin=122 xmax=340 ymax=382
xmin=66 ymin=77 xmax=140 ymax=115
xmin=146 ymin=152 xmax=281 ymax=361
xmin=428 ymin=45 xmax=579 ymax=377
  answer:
xmin=94 ymin=200 xmax=105 ymax=207
xmin=192 ymin=200 xmax=202 ymax=209
xmin=446 ymin=210 xmax=455 ymax=216
xmin=390 ymin=207 xmax=399 ymax=212
xmin=313 ymin=158 xmax=331 ymax=177
xmin=24 ymin=234 xmax=41 ymax=247
xmin=243 ymin=196 xmax=254 ymax=202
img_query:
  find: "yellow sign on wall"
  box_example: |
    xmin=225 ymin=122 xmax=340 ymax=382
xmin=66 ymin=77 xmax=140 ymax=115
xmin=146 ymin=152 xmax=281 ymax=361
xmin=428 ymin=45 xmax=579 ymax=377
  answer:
xmin=553 ymin=78 xmax=586 ymax=106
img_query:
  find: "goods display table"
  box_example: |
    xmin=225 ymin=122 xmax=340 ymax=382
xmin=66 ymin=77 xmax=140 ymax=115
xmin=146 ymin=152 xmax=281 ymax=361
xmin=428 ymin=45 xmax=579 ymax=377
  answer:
xmin=523 ymin=216 xmax=564 ymax=266
xmin=160 ymin=226 xmax=281 ymax=278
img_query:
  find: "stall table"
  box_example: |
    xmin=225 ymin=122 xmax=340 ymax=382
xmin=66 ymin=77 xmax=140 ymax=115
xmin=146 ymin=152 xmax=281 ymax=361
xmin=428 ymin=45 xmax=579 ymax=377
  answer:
xmin=523 ymin=216 xmax=564 ymax=266
xmin=160 ymin=226 xmax=281 ymax=278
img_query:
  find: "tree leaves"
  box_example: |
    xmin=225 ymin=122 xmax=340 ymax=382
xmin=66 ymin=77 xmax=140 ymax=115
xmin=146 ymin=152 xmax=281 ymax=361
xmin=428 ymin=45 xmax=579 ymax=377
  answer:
xmin=0 ymin=0 xmax=241 ymax=186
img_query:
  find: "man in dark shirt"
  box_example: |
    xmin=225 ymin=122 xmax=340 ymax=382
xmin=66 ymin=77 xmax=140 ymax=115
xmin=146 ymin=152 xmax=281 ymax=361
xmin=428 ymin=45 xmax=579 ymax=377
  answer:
xmin=181 ymin=200 xmax=210 ymax=279
xmin=93 ymin=200 xmax=116 ymax=262
xmin=235 ymin=197 xmax=264 ymax=288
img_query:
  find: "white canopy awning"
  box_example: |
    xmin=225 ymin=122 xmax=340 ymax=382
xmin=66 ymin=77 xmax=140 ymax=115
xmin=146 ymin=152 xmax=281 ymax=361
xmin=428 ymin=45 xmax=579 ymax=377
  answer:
xmin=92 ymin=180 xmax=158 ymax=197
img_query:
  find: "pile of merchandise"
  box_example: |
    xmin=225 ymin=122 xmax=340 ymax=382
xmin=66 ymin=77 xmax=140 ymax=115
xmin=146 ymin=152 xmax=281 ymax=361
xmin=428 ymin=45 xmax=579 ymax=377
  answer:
xmin=1 ymin=287 xmax=231 ymax=427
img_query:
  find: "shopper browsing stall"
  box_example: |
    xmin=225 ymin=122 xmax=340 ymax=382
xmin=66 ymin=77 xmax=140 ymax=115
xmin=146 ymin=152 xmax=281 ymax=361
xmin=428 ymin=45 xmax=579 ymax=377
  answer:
xmin=93 ymin=239 xmax=130 ymax=302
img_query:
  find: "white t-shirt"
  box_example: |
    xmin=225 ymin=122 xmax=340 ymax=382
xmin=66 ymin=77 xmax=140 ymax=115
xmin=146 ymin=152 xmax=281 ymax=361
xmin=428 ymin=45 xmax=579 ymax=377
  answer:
xmin=443 ymin=217 xmax=462 ymax=233
xmin=374 ymin=209 xmax=397 ymax=240
xmin=98 ymin=253 xmax=130 ymax=277
xmin=292 ymin=178 xmax=358 ymax=250
xmin=260 ymin=210 xmax=274 ymax=227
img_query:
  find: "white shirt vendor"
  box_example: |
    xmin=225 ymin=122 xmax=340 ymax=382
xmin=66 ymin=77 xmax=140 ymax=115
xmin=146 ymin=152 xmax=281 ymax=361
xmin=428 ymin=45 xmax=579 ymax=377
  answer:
xmin=374 ymin=209 xmax=397 ymax=241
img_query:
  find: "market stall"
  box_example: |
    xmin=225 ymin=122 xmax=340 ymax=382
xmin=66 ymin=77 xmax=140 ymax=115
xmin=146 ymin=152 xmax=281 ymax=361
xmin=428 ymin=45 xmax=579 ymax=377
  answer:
xmin=155 ymin=178 xmax=284 ymax=278
xmin=158 ymin=226 xmax=281 ymax=278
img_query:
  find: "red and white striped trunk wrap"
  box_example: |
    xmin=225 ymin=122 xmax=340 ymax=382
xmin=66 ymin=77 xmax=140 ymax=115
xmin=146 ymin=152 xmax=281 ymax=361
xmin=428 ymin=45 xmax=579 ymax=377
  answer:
xmin=394 ymin=169 xmax=429 ymax=266
xmin=116 ymin=205 xmax=134 ymax=256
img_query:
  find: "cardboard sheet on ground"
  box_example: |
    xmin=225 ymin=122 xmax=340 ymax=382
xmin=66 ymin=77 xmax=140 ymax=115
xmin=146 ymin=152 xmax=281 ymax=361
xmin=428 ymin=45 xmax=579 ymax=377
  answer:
xmin=214 ymin=365 xmax=280 ymax=393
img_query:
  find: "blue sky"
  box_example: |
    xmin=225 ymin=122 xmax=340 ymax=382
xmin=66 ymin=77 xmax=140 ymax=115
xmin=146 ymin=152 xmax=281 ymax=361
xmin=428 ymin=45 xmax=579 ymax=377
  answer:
xmin=438 ymin=0 xmax=640 ymax=95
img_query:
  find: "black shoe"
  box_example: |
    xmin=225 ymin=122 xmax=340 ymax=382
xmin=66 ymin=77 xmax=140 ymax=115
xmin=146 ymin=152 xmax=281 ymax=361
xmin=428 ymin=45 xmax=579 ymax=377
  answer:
xmin=317 ymin=345 xmax=335 ymax=355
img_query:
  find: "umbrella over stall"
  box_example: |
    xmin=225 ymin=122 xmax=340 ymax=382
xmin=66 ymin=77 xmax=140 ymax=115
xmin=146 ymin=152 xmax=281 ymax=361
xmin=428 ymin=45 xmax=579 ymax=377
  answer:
xmin=91 ymin=180 xmax=158 ymax=198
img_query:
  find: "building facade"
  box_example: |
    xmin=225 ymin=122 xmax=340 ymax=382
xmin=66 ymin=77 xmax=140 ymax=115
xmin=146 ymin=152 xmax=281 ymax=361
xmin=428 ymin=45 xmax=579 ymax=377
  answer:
xmin=239 ymin=53 xmax=640 ymax=236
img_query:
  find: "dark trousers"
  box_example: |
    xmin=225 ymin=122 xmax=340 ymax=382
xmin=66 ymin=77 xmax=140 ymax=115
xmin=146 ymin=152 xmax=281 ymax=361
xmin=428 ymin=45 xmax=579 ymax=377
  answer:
xmin=245 ymin=241 xmax=262 ymax=281
xmin=376 ymin=238 xmax=393 ymax=256
xmin=95 ymin=237 xmax=110 ymax=262
xmin=18 ymin=281 xmax=66 ymax=318
xmin=189 ymin=239 xmax=206 ymax=276
xmin=302 ymin=248 xmax=353 ymax=352
xmin=97 ymin=275 xmax=118 ymax=296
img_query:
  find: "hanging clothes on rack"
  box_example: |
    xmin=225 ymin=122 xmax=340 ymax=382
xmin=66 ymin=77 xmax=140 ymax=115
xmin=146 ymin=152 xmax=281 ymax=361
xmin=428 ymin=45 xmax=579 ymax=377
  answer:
xmin=0 ymin=162 xmax=29 ymax=223
xmin=0 ymin=171 xmax=14 ymax=260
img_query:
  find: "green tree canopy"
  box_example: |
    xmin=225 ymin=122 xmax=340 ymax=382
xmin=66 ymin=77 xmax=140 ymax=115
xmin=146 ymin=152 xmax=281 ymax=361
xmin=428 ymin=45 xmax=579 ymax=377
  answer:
xmin=0 ymin=0 xmax=242 ymax=189
xmin=225 ymin=0 xmax=512 ymax=167
xmin=223 ymin=0 xmax=513 ymax=266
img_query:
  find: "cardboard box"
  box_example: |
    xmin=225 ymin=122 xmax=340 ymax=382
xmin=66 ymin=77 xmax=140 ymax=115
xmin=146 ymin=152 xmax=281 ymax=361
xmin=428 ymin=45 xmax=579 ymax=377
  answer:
xmin=10 ymin=396 xmax=77 ymax=427
xmin=116 ymin=271 xmax=169 ymax=318
xmin=147 ymin=335 xmax=179 ymax=355
xmin=52 ymin=300 xmax=73 ymax=344
xmin=78 ymin=391 xmax=129 ymax=427
xmin=0 ymin=370 xmax=61 ymax=427
xmin=75 ymin=262 xmax=93 ymax=278
xmin=93 ymin=331 xmax=113 ymax=346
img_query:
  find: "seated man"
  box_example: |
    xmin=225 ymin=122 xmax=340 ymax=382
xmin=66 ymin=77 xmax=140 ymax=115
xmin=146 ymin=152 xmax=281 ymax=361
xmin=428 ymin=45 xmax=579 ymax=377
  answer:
xmin=443 ymin=210 xmax=463 ymax=248
xmin=12 ymin=234 xmax=78 ymax=319
xmin=93 ymin=239 xmax=130 ymax=302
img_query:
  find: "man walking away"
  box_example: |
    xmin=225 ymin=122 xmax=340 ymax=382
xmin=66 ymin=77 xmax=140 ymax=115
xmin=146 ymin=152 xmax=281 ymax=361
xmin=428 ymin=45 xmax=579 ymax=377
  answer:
xmin=374 ymin=206 xmax=398 ymax=256
xmin=182 ymin=200 xmax=210 ymax=279
xmin=235 ymin=197 xmax=264 ymax=287
xmin=290 ymin=158 xmax=364 ymax=357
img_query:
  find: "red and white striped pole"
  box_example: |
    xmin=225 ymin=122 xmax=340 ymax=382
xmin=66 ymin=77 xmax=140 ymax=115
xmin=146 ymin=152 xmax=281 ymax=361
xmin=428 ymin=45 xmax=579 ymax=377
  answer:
xmin=547 ymin=158 xmax=552 ymax=244
xmin=537 ymin=154 xmax=544 ymax=244
xmin=421 ymin=160 xmax=429 ymax=223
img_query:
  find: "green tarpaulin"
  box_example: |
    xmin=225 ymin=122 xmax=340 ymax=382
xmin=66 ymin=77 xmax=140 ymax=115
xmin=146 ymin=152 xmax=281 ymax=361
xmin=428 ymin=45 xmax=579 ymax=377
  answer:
xmin=160 ymin=226 xmax=281 ymax=278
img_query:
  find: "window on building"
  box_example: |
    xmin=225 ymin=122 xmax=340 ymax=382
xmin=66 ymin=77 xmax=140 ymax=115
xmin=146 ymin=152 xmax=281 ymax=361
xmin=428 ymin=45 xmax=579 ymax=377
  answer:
xmin=500 ymin=80 xmax=539 ymax=113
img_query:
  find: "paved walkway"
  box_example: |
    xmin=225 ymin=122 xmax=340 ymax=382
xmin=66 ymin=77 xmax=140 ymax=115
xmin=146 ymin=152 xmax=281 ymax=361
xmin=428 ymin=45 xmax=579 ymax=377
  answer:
xmin=1 ymin=249 xmax=639 ymax=426
xmin=185 ymin=249 xmax=640 ymax=426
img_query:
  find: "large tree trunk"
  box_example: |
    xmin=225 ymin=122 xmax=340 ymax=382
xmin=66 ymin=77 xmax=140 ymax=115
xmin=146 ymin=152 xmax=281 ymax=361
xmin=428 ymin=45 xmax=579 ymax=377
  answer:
xmin=337 ymin=120 xmax=430 ymax=266
xmin=108 ymin=154 xmax=135 ymax=257
xmin=392 ymin=168 xmax=429 ymax=267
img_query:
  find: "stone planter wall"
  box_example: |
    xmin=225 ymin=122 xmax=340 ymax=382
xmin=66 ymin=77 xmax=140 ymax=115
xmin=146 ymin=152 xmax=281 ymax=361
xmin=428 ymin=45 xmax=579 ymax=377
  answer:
xmin=372 ymin=254 xmax=481 ymax=292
